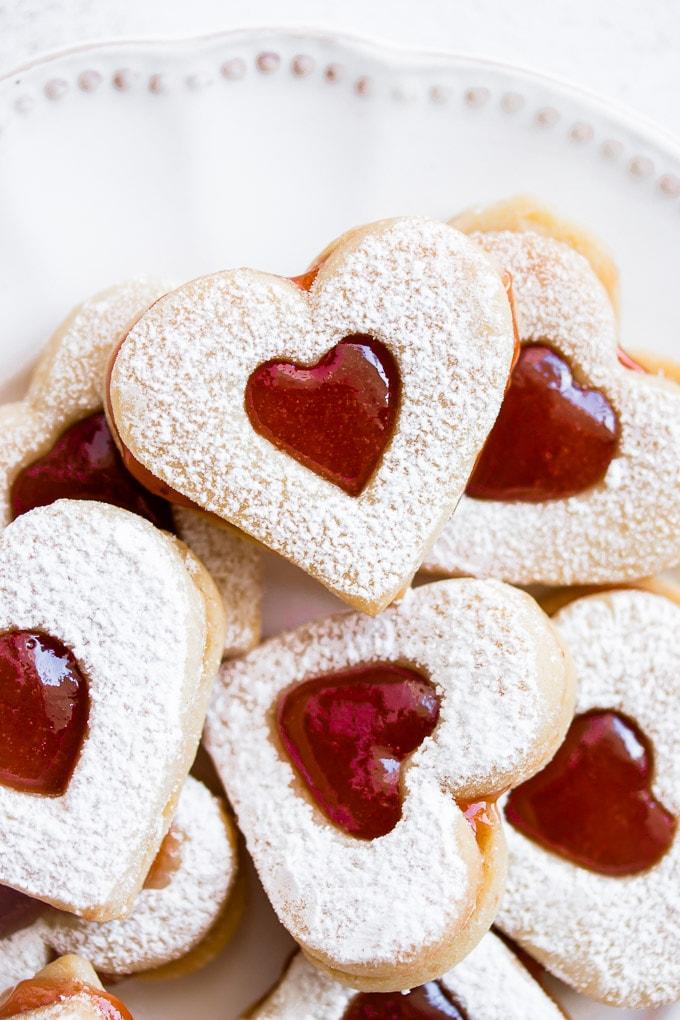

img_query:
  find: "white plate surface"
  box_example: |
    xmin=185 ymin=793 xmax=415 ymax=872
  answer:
xmin=0 ymin=28 xmax=678 ymax=1020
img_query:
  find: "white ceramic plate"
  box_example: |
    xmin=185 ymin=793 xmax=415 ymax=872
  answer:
xmin=0 ymin=28 xmax=678 ymax=1020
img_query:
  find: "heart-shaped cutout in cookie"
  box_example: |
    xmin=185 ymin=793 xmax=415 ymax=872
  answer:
xmin=343 ymin=982 xmax=468 ymax=1019
xmin=277 ymin=664 xmax=439 ymax=838
xmin=108 ymin=218 xmax=516 ymax=613
xmin=245 ymin=335 xmax=400 ymax=497
xmin=505 ymin=708 xmax=675 ymax=875
xmin=9 ymin=413 xmax=173 ymax=530
xmin=467 ymin=345 xmax=619 ymax=502
xmin=0 ymin=632 xmax=89 ymax=796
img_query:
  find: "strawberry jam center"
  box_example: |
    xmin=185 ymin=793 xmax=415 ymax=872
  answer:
xmin=466 ymin=344 xmax=619 ymax=502
xmin=505 ymin=709 xmax=676 ymax=875
xmin=0 ymin=979 xmax=132 ymax=1019
xmin=277 ymin=665 xmax=439 ymax=839
xmin=0 ymin=632 xmax=89 ymax=796
xmin=245 ymin=335 xmax=400 ymax=497
xmin=343 ymin=983 xmax=468 ymax=1019
xmin=10 ymin=412 xmax=173 ymax=530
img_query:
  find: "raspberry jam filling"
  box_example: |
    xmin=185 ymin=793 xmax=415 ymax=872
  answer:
xmin=277 ymin=665 xmax=439 ymax=839
xmin=466 ymin=345 xmax=619 ymax=502
xmin=10 ymin=413 xmax=173 ymax=530
xmin=505 ymin=709 xmax=676 ymax=875
xmin=0 ymin=979 xmax=132 ymax=1019
xmin=0 ymin=631 xmax=89 ymax=796
xmin=245 ymin=334 xmax=401 ymax=497
xmin=343 ymin=983 xmax=468 ymax=1019
xmin=144 ymin=828 xmax=184 ymax=890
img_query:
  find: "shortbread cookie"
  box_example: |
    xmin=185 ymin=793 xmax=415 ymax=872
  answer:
xmin=107 ymin=218 xmax=516 ymax=613
xmin=42 ymin=776 xmax=239 ymax=976
xmin=0 ymin=893 xmax=49 ymax=1000
xmin=0 ymin=500 xmax=224 ymax=920
xmin=206 ymin=579 xmax=574 ymax=990
xmin=452 ymin=195 xmax=619 ymax=310
xmin=424 ymin=226 xmax=680 ymax=585
xmin=498 ymin=587 xmax=680 ymax=1007
xmin=0 ymin=281 xmax=260 ymax=656
xmin=245 ymin=933 xmax=565 ymax=1019
xmin=0 ymin=955 xmax=132 ymax=1018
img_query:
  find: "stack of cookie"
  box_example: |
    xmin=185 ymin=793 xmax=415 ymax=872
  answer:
xmin=0 ymin=198 xmax=677 ymax=1019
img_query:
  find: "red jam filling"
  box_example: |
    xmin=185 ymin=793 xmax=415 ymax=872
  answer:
xmin=0 ymin=978 xmax=132 ymax=1019
xmin=466 ymin=344 xmax=619 ymax=502
xmin=0 ymin=632 xmax=89 ymax=796
xmin=505 ymin=709 xmax=676 ymax=875
xmin=461 ymin=799 xmax=498 ymax=850
xmin=343 ymin=983 xmax=468 ymax=1019
xmin=245 ymin=335 xmax=400 ymax=497
xmin=277 ymin=664 xmax=439 ymax=839
xmin=10 ymin=413 xmax=174 ymax=530
xmin=616 ymin=347 xmax=646 ymax=372
xmin=0 ymin=888 xmax=43 ymax=939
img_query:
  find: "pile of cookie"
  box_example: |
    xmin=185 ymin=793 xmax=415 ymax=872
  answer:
xmin=0 ymin=197 xmax=678 ymax=1020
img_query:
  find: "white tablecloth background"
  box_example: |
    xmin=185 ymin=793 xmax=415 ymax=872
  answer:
xmin=1 ymin=0 xmax=679 ymax=138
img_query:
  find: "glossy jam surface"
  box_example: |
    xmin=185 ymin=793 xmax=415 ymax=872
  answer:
xmin=245 ymin=335 xmax=400 ymax=497
xmin=144 ymin=829 xmax=184 ymax=890
xmin=277 ymin=664 xmax=439 ymax=839
xmin=10 ymin=413 xmax=173 ymax=530
xmin=467 ymin=345 xmax=619 ymax=502
xmin=0 ymin=888 xmax=43 ymax=939
xmin=0 ymin=632 xmax=89 ymax=796
xmin=505 ymin=709 xmax=676 ymax=875
xmin=0 ymin=978 xmax=132 ymax=1019
xmin=343 ymin=983 xmax=468 ymax=1020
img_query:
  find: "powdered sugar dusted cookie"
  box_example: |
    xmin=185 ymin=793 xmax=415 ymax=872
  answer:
xmin=0 ymin=501 xmax=224 ymax=921
xmin=245 ymin=934 xmax=564 ymax=1019
xmin=108 ymin=218 xmax=516 ymax=613
xmin=206 ymin=579 xmax=574 ymax=991
xmin=0 ymin=281 xmax=261 ymax=656
xmin=0 ymin=893 xmax=49 ymax=999
xmin=498 ymin=587 xmax=680 ymax=1007
xmin=424 ymin=227 xmax=680 ymax=585
xmin=42 ymin=776 xmax=239 ymax=976
xmin=0 ymin=955 xmax=132 ymax=1018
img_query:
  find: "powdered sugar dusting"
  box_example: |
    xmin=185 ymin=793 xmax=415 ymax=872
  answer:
xmin=248 ymin=934 xmax=563 ymax=1019
xmin=206 ymin=579 xmax=569 ymax=972
xmin=172 ymin=509 xmax=261 ymax=656
xmin=0 ymin=280 xmax=262 ymax=657
xmin=43 ymin=777 xmax=237 ymax=974
xmin=498 ymin=588 xmax=680 ymax=1007
xmin=0 ymin=501 xmax=211 ymax=918
xmin=110 ymin=219 xmax=515 ymax=612
xmin=425 ymin=231 xmax=680 ymax=584
xmin=0 ymin=923 xmax=50 ymax=997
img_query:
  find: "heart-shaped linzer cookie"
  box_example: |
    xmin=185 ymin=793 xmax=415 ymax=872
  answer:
xmin=497 ymin=588 xmax=680 ymax=1008
xmin=0 ymin=632 xmax=89 ymax=796
xmin=206 ymin=579 xmax=574 ymax=991
xmin=466 ymin=345 xmax=619 ymax=501
xmin=108 ymin=218 xmax=516 ymax=613
xmin=277 ymin=664 xmax=439 ymax=839
xmin=425 ymin=226 xmax=680 ymax=586
xmin=0 ymin=500 xmax=223 ymax=921
xmin=247 ymin=935 xmax=565 ymax=1020
xmin=245 ymin=335 xmax=400 ymax=497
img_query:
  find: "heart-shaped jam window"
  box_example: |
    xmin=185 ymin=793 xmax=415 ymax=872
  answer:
xmin=0 ymin=979 xmax=132 ymax=1020
xmin=276 ymin=664 xmax=439 ymax=839
xmin=343 ymin=983 xmax=468 ymax=1019
xmin=466 ymin=345 xmax=619 ymax=502
xmin=0 ymin=631 xmax=89 ymax=796
xmin=10 ymin=412 xmax=173 ymax=530
xmin=505 ymin=709 xmax=676 ymax=875
xmin=245 ymin=335 xmax=400 ymax=497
